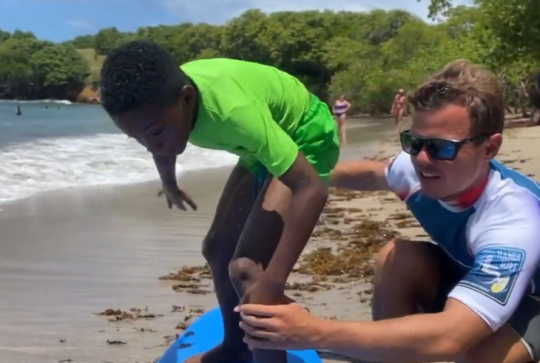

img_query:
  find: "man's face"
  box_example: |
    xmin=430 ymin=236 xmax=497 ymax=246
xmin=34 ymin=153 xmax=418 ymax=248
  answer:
xmin=110 ymin=86 xmax=196 ymax=156
xmin=409 ymin=104 xmax=501 ymax=200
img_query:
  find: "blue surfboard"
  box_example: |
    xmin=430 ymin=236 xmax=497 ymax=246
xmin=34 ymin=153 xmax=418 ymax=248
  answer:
xmin=157 ymin=307 xmax=322 ymax=363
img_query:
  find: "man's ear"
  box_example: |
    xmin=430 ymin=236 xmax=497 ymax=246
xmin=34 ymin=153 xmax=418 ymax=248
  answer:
xmin=485 ymin=133 xmax=502 ymax=160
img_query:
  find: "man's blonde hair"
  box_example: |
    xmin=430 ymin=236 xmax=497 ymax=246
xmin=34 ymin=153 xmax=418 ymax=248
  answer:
xmin=408 ymin=59 xmax=505 ymax=135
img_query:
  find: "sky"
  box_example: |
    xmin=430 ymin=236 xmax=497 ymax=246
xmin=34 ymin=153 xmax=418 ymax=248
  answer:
xmin=0 ymin=0 xmax=471 ymax=42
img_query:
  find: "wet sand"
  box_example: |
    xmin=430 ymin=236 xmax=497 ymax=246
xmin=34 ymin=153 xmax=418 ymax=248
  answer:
xmin=0 ymin=168 xmax=230 ymax=363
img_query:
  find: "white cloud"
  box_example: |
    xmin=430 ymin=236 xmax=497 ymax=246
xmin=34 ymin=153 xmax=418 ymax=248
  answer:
xmin=65 ymin=19 xmax=93 ymax=29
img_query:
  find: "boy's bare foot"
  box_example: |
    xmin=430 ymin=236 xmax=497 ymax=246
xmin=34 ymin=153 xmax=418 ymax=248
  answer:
xmin=183 ymin=343 xmax=253 ymax=363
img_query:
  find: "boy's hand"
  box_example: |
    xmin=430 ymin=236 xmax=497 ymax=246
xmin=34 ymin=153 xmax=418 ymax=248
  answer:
xmin=158 ymin=183 xmax=198 ymax=211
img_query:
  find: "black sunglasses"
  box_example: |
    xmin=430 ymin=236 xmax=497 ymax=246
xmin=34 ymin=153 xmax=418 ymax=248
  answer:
xmin=400 ymin=130 xmax=491 ymax=161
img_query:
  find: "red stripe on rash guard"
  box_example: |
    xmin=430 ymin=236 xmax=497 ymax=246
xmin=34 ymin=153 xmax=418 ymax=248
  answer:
xmin=447 ymin=175 xmax=489 ymax=209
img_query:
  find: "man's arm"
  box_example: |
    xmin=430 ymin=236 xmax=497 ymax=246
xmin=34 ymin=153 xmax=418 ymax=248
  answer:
xmin=314 ymin=299 xmax=490 ymax=362
xmin=330 ymin=160 xmax=390 ymax=191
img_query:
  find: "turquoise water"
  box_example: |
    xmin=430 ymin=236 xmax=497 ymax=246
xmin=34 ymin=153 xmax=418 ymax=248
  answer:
xmin=0 ymin=101 xmax=117 ymax=146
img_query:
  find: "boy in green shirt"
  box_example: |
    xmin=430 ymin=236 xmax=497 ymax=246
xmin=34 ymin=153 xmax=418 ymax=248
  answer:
xmin=100 ymin=41 xmax=340 ymax=363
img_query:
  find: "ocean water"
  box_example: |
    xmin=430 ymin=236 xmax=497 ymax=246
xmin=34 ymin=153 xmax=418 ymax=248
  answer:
xmin=0 ymin=101 xmax=394 ymax=205
xmin=0 ymin=101 xmax=239 ymax=204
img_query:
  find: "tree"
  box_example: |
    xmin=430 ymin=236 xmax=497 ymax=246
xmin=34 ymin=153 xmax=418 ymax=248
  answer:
xmin=0 ymin=30 xmax=10 ymax=43
xmin=0 ymin=36 xmax=89 ymax=100
xmin=0 ymin=4 xmax=537 ymax=108
xmin=67 ymin=34 xmax=96 ymax=49
xmin=422 ymin=0 xmax=540 ymax=62
xmin=94 ymin=27 xmax=123 ymax=55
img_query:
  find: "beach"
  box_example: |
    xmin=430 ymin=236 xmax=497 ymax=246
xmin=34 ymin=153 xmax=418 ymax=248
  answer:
xmin=0 ymin=103 xmax=393 ymax=363
xmin=0 ymin=107 xmax=537 ymax=363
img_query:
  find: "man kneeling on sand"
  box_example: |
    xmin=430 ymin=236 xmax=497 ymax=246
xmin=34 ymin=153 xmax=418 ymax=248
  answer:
xmin=236 ymin=60 xmax=540 ymax=363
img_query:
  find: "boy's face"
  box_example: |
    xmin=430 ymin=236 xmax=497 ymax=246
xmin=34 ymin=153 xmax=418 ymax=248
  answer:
xmin=110 ymin=85 xmax=196 ymax=156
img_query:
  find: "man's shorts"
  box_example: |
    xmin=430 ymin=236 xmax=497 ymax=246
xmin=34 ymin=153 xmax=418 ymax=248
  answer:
xmin=421 ymin=243 xmax=540 ymax=361
xmin=239 ymin=93 xmax=340 ymax=194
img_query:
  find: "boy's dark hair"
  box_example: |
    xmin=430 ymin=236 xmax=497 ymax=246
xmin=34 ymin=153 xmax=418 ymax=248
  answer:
xmin=100 ymin=40 xmax=189 ymax=115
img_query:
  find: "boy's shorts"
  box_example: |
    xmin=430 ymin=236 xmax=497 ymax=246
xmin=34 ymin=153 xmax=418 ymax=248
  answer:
xmin=238 ymin=93 xmax=340 ymax=192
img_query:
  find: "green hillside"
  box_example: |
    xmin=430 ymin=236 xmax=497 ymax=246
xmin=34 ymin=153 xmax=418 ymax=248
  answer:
xmin=77 ymin=48 xmax=105 ymax=73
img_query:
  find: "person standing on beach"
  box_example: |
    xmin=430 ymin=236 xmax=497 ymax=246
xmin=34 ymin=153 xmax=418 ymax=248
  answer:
xmin=391 ymin=88 xmax=406 ymax=131
xmin=236 ymin=60 xmax=540 ymax=363
xmin=333 ymin=94 xmax=350 ymax=146
xmin=99 ymin=41 xmax=339 ymax=363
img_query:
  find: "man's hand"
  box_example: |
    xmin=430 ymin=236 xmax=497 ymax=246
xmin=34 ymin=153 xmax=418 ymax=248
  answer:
xmin=236 ymin=303 xmax=320 ymax=351
xmin=157 ymin=182 xmax=197 ymax=211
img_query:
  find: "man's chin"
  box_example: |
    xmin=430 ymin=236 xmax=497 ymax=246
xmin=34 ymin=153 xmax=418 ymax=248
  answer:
xmin=419 ymin=183 xmax=447 ymax=200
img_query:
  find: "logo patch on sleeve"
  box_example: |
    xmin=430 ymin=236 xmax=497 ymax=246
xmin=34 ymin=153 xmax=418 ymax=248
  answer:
xmin=457 ymin=247 xmax=526 ymax=305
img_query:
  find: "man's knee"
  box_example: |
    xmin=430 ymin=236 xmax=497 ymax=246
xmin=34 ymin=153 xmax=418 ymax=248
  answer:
xmin=374 ymin=239 xmax=440 ymax=291
xmin=375 ymin=239 xmax=436 ymax=274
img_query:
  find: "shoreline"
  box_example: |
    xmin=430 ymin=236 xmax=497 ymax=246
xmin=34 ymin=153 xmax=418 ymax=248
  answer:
xmin=0 ymin=114 xmax=388 ymax=208
xmin=0 ymin=165 xmax=235 ymax=210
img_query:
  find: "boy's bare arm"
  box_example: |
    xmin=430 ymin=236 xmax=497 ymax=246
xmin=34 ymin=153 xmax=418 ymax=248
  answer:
xmin=153 ymin=153 xmax=197 ymax=210
xmin=152 ymin=154 xmax=177 ymax=188
xmin=262 ymin=153 xmax=328 ymax=286
xmin=330 ymin=160 xmax=390 ymax=192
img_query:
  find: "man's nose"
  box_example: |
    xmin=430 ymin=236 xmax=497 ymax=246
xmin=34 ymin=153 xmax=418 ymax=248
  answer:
xmin=413 ymin=146 xmax=435 ymax=166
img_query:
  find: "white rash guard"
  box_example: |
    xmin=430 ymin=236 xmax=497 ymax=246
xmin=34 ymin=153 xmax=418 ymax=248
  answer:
xmin=385 ymin=151 xmax=540 ymax=330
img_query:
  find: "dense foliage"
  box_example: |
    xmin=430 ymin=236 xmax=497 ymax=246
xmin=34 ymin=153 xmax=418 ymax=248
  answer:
xmin=0 ymin=31 xmax=90 ymax=100
xmin=1 ymin=3 xmax=539 ymax=112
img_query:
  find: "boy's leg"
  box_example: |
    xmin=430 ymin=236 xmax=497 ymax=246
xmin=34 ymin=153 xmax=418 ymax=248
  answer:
xmin=186 ymin=164 xmax=257 ymax=363
xmin=229 ymin=177 xmax=294 ymax=363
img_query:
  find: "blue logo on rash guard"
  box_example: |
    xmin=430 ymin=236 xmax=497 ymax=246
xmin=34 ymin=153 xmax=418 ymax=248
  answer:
xmin=457 ymin=247 xmax=526 ymax=305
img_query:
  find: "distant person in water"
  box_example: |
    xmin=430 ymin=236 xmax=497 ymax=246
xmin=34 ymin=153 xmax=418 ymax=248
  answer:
xmin=333 ymin=94 xmax=351 ymax=146
xmin=15 ymin=105 xmax=22 ymax=116
xmin=392 ymin=88 xmax=406 ymax=131
xmin=99 ymin=41 xmax=339 ymax=363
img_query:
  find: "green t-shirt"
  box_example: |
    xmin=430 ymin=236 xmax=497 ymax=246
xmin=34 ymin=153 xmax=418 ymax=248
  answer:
xmin=182 ymin=58 xmax=310 ymax=178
